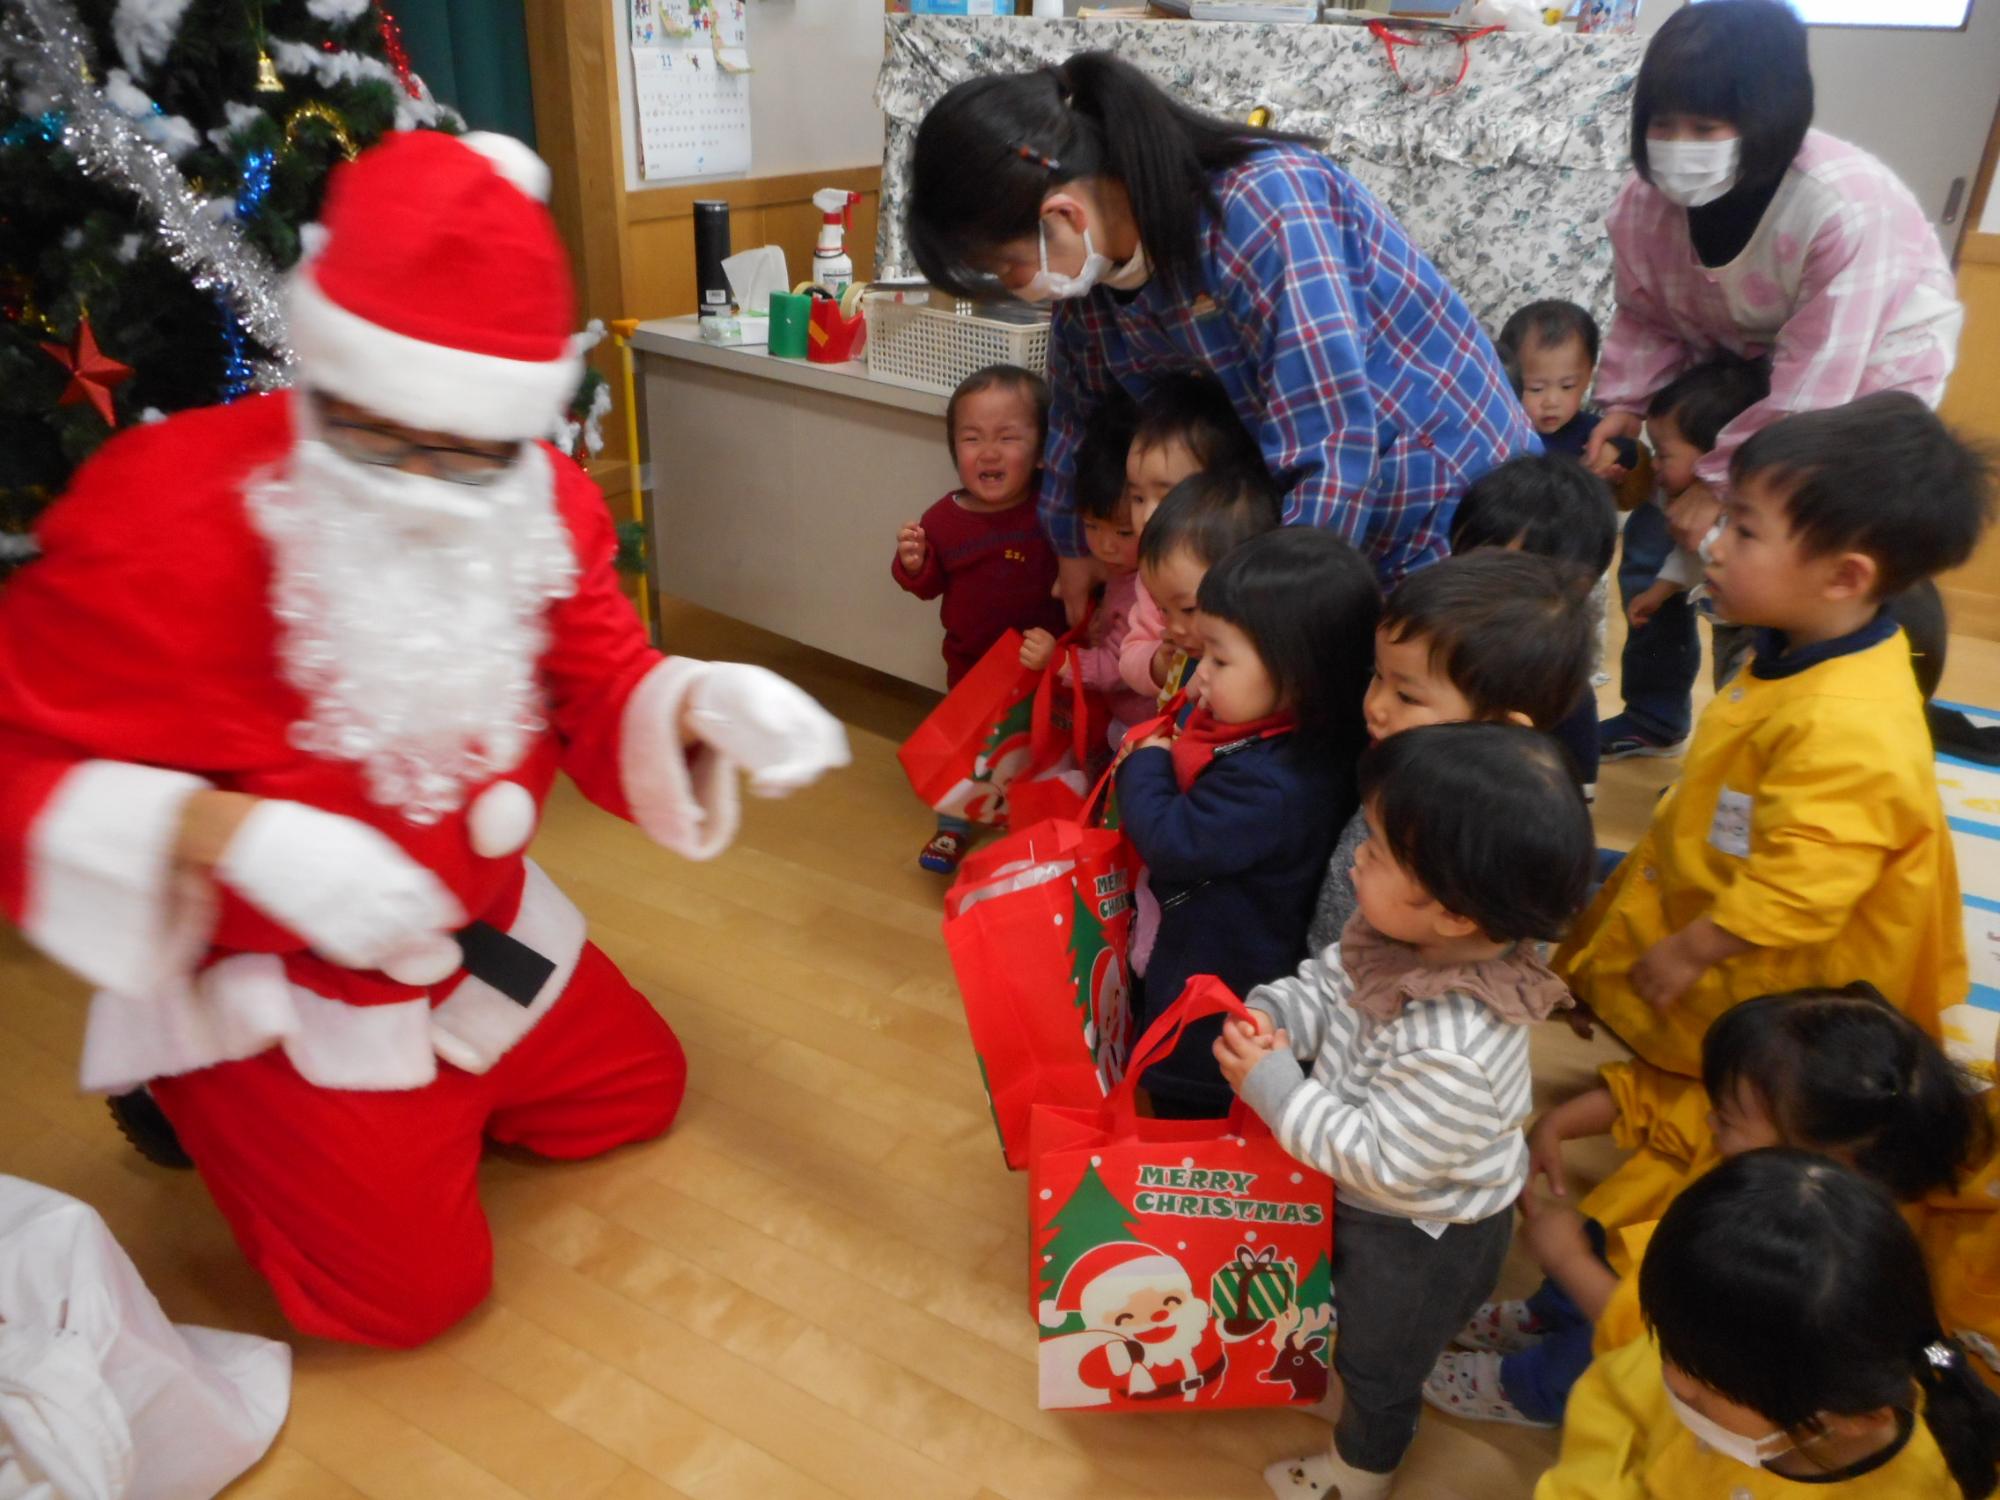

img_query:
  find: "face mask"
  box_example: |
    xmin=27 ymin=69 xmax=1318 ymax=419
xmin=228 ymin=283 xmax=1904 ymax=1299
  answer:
xmin=1649 ymin=136 xmax=1742 ymax=209
xmin=1664 ymin=1383 xmax=1796 ymax=1470
xmin=1022 ymin=217 xmax=1114 ymax=302
xmin=1101 ymin=240 xmax=1152 ymax=293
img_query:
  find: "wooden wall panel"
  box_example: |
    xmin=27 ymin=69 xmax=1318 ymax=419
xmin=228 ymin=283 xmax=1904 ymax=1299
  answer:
xmin=621 ymin=166 xmax=881 ymax=323
xmin=1939 ymin=256 xmax=2000 ymax=642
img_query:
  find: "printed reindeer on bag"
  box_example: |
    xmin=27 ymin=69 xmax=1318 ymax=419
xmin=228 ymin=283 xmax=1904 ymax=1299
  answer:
xmin=1260 ymin=1301 xmax=1334 ymax=1405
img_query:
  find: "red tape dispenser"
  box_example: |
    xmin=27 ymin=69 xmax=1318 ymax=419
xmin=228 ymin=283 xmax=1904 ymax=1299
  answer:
xmin=801 ymin=280 xmax=869 ymax=365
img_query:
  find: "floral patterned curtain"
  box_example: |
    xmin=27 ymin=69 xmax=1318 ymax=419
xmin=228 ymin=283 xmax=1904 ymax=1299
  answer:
xmin=874 ymin=17 xmax=1646 ymax=338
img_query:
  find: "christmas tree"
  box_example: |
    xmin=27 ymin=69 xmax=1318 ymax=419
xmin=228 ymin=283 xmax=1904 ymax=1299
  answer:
xmin=1296 ymin=1251 xmax=1332 ymax=1367
xmin=0 ymin=0 xmax=455 ymax=560
xmin=1037 ymin=1164 xmax=1138 ymax=1335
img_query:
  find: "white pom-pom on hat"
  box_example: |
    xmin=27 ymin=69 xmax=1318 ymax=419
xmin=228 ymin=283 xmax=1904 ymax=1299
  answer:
xmin=459 ymin=131 xmax=552 ymax=203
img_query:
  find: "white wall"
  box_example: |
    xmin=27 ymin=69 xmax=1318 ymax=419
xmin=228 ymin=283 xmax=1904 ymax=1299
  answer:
xmin=613 ymin=0 xmax=886 ymax=194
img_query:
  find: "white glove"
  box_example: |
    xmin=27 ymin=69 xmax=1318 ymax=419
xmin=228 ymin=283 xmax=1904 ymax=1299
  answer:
xmin=216 ymin=800 xmax=465 ymax=971
xmin=686 ymin=663 xmax=851 ymax=797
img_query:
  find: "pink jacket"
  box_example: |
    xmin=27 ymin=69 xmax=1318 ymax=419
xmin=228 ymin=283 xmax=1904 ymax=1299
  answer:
xmin=1119 ymin=584 xmax=1169 ymax=703
xmin=1070 ymin=571 xmax=1156 ymax=732
xmin=1595 ymin=131 xmax=1961 ymax=500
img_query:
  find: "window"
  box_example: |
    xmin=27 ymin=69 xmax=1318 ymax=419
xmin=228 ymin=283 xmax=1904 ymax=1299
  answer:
xmin=1692 ymin=0 xmax=1971 ymax=28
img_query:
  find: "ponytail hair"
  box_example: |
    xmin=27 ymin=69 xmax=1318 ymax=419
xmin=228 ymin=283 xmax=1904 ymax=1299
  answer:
xmin=908 ymin=52 xmax=1315 ymax=300
xmin=1641 ymin=1150 xmax=2000 ymax=1499
xmin=1700 ymin=982 xmax=1987 ymax=1202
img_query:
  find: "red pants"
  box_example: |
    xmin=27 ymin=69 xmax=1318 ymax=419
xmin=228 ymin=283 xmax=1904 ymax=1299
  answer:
xmin=151 ymin=942 xmax=686 ymax=1348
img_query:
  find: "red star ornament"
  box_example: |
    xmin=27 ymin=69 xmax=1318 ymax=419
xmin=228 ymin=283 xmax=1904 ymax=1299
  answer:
xmin=42 ymin=315 xmax=134 ymax=427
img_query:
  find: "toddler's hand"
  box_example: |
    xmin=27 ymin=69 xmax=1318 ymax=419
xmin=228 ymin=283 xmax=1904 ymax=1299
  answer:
xmin=1132 ymin=732 xmax=1173 ymax=754
xmin=1525 ymin=1114 xmax=1571 ymax=1201
xmin=1213 ymin=1017 xmax=1286 ymax=1093
xmin=1019 ymin=628 xmax=1057 ymax=672
xmin=1560 ymin=995 xmax=1597 ymax=1042
xmin=1632 ymin=932 xmax=1705 ymax=1012
xmin=1518 ymin=1198 xmax=1594 ymax=1280
xmin=896 ymin=523 xmax=928 ymax=573
xmin=1149 ymin=642 xmax=1177 ymax=688
xmin=1627 ymin=580 xmax=1678 ymax=631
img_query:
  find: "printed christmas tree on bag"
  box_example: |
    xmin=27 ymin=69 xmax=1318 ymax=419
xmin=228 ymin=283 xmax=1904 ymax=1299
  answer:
xmin=1036 ymin=1162 xmax=1137 ymax=1336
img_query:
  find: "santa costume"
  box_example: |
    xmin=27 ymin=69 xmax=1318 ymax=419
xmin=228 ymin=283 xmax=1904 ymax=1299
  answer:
xmin=0 ymin=130 xmax=849 ymax=1349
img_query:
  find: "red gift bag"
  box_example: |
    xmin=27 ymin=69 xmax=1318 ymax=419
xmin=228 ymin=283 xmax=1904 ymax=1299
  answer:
xmin=942 ymin=771 xmax=1135 ymax=1169
xmin=1006 ymin=639 xmax=1110 ymax=827
xmin=898 ymin=615 xmax=1105 ymax=830
xmin=1028 ymin=976 xmax=1336 ymax=1413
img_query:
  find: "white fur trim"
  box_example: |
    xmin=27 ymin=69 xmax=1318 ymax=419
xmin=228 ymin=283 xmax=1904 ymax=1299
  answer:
xmin=282 ymin=989 xmax=436 ymax=1091
xmin=25 ymin=762 xmax=214 ymax=999
xmin=468 ymin=781 xmax=537 ymax=858
xmin=619 ymin=658 xmax=740 ymax=861
xmin=428 ymin=861 xmax=587 ymax=1073
xmin=287 ymin=270 xmax=582 ymax=443
xmin=80 ymin=955 xmax=299 ymax=1095
xmin=460 ymin=132 xmax=551 ymax=204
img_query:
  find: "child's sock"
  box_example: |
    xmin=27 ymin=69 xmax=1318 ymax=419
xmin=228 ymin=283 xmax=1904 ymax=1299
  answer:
xmin=1263 ymin=1447 xmax=1394 ymax=1500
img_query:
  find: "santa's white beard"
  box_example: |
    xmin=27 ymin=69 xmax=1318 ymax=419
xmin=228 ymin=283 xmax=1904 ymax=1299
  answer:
xmin=248 ymin=435 xmax=578 ymax=824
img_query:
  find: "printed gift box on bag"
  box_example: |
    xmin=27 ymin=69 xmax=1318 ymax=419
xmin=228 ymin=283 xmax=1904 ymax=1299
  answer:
xmin=1028 ymin=977 xmax=1335 ymax=1412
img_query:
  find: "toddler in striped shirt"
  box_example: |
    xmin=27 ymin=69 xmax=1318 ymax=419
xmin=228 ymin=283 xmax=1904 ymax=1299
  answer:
xmin=1216 ymin=723 xmax=1594 ymax=1500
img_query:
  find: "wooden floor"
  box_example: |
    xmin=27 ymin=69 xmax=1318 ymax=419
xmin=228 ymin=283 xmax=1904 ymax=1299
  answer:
xmin=3 ymin=606 xmax=1996 ymax=1500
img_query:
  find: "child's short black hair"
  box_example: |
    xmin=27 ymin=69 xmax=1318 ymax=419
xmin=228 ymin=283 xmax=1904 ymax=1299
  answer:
xmin=1646 ymin=355 xmax=1770 ymax=452
xmin=1702 ymin=982 xmax=1987 ymax=1202
xmin=1631 ymin=1 xmax=1813 ymax=195
xmin=1889 ymin=579 xmax=1948 ymax=703
xmin=1131 ymin=368 xmax=1262 ymax=475
xmin=1641 ymin=1150 xmax=2000 ymax=1500
xmin=1357 ymin=722 xmax=1593 ymax=942
xmin=1074 ymin=389 xmax=1138 ymax=521
xmin=1379 ymin=551 xmax=1595 ymax=731
xmin=1138 ymin=468 xmax=1282 ymax=571
xmin=1197 ymin=527 xmax=1379 ymax=755
xmin=1495 ymin=300 xmax=1600 ymax=392
xmin=1449 ymin=455 xmax=1618 ymax=576
xmin=1731 ymin=392 xmax=1997 ymax=598
xmin=944 ymin=364 xmax=1050 ymax=457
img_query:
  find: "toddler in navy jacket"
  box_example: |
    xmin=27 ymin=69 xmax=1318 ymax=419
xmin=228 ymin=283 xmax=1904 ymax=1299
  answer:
xmin=1117 ymin=524 xmax=1379 ymax=1118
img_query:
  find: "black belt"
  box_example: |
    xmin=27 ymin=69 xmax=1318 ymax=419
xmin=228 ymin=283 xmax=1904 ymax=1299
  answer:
xmin=454 ymin=921 xmax=556 ymax=1007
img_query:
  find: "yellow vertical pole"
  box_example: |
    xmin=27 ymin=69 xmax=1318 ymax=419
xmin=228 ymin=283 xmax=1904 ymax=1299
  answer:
xmin=609 ymin=318 xmax=653 ymax=640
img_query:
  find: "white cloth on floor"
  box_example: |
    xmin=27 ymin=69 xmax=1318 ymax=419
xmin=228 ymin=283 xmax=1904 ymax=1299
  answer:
xmin=0 ymin=1176 xmax=289 ymax=1500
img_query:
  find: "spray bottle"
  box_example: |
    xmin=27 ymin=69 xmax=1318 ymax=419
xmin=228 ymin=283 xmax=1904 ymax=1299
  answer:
xmin=811 ymin=189 xmax=862 ymax=299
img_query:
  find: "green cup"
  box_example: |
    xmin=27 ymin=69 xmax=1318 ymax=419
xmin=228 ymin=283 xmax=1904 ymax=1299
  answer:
xmin=768 ymin=291 xmax=811 ymax=359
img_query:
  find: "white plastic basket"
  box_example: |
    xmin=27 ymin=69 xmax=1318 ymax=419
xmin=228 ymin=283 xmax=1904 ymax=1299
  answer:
xmin=864 ymin=293 xmax=1051 ymax=394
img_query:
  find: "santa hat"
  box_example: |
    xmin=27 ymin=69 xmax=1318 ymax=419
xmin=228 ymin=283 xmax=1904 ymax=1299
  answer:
xmin=1038 ymin=1242 xmax=1188 ymax=1329
xmin=288 ymin=130 xmax=583 ymax=442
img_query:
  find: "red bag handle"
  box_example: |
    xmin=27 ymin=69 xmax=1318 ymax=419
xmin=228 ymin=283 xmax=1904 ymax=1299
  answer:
xmin=1072 ymin=688 xmax=1188 ymax=828
xmin=1028 ymin=636 xmax=1095 ymax=773
xmin=1107 ymin=975 xmax=1257 ymax=1133
xmin=1368 ymin=19 xmax=1503 ymax=97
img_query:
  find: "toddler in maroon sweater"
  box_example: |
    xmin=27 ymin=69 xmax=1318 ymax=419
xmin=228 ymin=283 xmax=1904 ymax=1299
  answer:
xmin=893 ymin=364 xmax=1065 ymax=873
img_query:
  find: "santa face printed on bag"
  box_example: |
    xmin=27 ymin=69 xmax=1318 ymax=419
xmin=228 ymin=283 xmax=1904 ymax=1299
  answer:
xmin=1038 ymin=1242 xmax=1226 ymax=1408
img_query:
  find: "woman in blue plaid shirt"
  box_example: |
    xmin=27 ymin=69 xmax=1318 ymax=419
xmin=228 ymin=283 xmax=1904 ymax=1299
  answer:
xmin=908 ymin=52 xmax=1536 ymax=621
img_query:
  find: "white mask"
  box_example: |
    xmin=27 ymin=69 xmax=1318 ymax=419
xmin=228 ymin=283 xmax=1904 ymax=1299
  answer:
xmin=1649 ymin=136 xmax=1742 ymax=208
xmin=1020 ymin=214 xmax=1148 ymax=302
xmin=1021 ymin=217 xmax=1113 ymax=302
xmin=1664 ymin=1383 xmax=1796 ymax=1470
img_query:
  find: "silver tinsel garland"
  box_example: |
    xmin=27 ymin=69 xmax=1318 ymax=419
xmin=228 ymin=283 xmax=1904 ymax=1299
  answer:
xmin=2 ymin=0 xmax=296 ymax=373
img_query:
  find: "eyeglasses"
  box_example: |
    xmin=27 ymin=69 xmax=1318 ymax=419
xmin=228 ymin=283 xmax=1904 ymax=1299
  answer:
xmin=309 ymin=392 xmax=524 ymax=486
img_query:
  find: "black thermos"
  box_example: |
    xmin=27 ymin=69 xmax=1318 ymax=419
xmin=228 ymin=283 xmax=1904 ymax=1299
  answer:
xmin=693 ymin=200 xmax=731 ymax=317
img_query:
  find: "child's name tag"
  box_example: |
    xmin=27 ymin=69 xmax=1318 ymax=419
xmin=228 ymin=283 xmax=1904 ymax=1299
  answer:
xmin=1707 ymin=788 xmax=1753 ymax=859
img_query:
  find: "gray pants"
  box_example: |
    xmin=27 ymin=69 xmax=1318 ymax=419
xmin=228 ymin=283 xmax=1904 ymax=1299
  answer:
xmin=1330 ymin=1199 xmax=1513 ymax=1473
